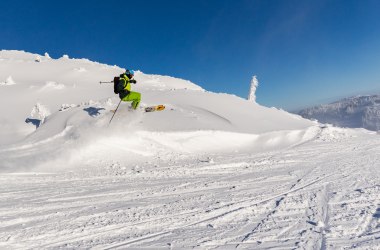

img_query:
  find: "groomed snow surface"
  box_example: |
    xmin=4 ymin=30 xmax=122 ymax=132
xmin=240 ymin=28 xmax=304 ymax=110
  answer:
xmin=1 ymin=51 xmax=380 ymax=249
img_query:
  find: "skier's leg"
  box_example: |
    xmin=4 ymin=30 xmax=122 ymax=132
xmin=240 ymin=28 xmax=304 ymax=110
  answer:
xmin=123 ymin=91 xmax=141 ymax=109
xmin=131 ymin=92 xmax=141 ymax=109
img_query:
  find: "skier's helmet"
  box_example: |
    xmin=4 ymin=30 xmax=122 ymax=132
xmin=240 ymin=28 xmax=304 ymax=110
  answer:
xmin=125 ymin=69 xmax=134 ymax=76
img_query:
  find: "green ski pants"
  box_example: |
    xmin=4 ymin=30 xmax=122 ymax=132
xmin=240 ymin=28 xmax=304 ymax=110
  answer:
xmin=121 ymin=91 xmax=141 ymax=109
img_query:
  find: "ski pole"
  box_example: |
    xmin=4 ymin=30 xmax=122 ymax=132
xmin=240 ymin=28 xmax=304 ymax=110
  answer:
xmin=99 ymin=81 xmax=114 ymax=84
xmin=108 ymin=99 xmax=122 ymax=125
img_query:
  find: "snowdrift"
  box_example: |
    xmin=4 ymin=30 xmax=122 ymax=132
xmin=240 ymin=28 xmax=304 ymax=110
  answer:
xmin=0 ymin=50 xmax=317 ymax=172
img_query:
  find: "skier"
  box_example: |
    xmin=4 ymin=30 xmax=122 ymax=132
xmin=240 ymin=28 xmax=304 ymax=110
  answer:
xmin=118 ymin=69 xmax=141 ymax=110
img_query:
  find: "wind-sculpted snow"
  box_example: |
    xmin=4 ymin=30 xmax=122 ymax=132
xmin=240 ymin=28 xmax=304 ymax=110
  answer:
xmin=0 ymin=97 xmax=318 ymax=172
xmin=0 ymin=50 xmax=315 ymax=171
xmin=0 ymin=50 xmax=379 ymax=249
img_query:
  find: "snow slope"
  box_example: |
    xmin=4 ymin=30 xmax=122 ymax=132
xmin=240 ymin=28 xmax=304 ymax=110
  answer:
xmin=298 ymin=95 xmax=380 ymax=131
xmin=1 ymin=50 xmax=379 ymax=249
xmin=0 ymin=50 xmax=315 ymax=172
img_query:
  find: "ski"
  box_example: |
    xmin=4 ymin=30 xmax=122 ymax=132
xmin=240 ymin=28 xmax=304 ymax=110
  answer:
xmin=110 ymin=105 xmax=165 ymax=113
xmin=145 ymin=105 xmax=165 ymax=112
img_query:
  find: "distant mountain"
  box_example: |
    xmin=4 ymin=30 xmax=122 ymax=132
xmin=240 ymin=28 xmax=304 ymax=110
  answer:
xmin=298 ymin=95 xmax=380 ymax=131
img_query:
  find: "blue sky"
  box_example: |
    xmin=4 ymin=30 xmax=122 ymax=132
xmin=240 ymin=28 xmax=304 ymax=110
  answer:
xmin=1 ymin=0 xmax=380 ymax=110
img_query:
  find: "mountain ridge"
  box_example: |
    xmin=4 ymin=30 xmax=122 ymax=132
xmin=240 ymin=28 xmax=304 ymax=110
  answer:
xmin=297 ymin=94 xmax=380 ymax=131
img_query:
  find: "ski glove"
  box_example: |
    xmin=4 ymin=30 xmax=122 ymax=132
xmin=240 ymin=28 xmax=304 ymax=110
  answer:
xmin=130 ymin=79 xmax=137 ymax=84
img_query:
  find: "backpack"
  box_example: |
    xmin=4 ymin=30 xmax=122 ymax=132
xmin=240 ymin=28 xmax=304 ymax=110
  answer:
xmin=113 ymin=76 xmax=121 ymax=94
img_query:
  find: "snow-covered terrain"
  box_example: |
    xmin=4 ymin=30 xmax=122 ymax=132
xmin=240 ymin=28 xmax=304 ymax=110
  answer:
xmin=298 ymin=95 xmax=380 ymax=131
xmin=1 ymin=50 xmax=379 ymax=249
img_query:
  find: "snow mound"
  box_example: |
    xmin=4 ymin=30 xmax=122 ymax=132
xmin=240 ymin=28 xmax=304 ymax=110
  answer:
xmin=39 ymin=81 xmax=66 ymax=91
xmin=0 ymin=76 xmax=16 ymax=85
xmin=0 ymin=50 xmax=318 ymax=172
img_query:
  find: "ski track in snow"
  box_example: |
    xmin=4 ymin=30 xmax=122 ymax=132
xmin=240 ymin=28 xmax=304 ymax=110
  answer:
xmin=1 ymin=128 xmax=379 ymax=249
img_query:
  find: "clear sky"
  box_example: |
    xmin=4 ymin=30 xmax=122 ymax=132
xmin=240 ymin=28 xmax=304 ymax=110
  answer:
xmin=1 ymin=0 xmax=380 ymax=110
